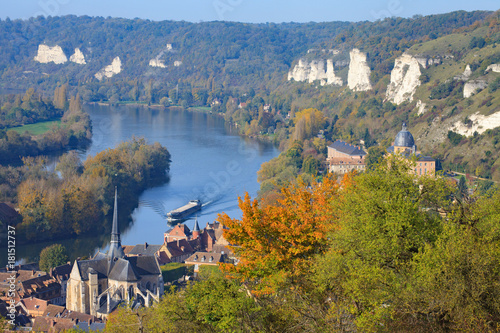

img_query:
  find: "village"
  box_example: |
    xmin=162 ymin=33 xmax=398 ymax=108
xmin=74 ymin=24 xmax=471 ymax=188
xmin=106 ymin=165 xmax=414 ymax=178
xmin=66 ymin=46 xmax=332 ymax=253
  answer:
xmin=0 ymin=122 xmax=469 ymax=332
xmin=0 ymin=188 xmax=234 ymax=332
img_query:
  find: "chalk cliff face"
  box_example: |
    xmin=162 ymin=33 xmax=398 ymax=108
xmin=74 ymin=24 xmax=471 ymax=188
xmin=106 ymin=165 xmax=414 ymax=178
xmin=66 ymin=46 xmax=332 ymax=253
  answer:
xmin=416 ymin=100 xmax=427 ymax=115
xmin=69 ymin=48 xmax=86 ymax=64
xmin=149 ymin=59 xmax=166 ymax=68
xmin=347 ymin=49 xmax=372 ymax=91
xmin=463 ymin=79 xmax=487 ymax=98
xmin=34 ymin=44 xmax=68 ymax=64
xmin=386 ymin=54 xmax=422 ymax=105
xmin=95 ymin=57 xmax=121 ymax=80
xmin=451 ymin=111 xmax=500 ymax=136
xmin=486 ymin=64 xmax=500 ymax=73
xmin=288 ymin=59 xmax=342 ymax=86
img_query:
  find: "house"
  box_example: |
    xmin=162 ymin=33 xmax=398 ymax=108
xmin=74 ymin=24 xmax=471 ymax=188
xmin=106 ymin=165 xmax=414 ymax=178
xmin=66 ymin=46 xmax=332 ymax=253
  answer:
xmin=164 ymin=224 xmax=192 ymax=243
xmin=0 ymin=202 xmax=21 ymax=226
xmin=327 ymin=140 xmax=366 ymax=174
xmin=32 ymin=316 xmax=77 ymax=333
xmin=386 ymin=123 xmax=436 ymax=176
xmin=158 ymin=239 xmax=195 ymax=264
xmin=50 ymin=263 xmax=71 ymax=305
xmin=184 ymin=252 xmax=225 ymax=276
xmin=18 ymin=275 xmax=62 ymax=305
xmin=17 ymin=297 xmax=49 ymax=317
xmin=66 ymin=188 xmax=163 ymax=320
xmin=127 ymin=243 xmax=162 ymax=258
xmin=0 ymin=269 xmax=46 ymax=300
xmin=43 ymin=304 xmax=99 ymax=324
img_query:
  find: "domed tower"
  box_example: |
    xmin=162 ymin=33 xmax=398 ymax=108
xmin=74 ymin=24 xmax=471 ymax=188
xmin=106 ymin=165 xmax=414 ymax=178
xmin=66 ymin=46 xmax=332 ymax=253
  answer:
xmin=393 ymin=122 xmax=416 ymax=154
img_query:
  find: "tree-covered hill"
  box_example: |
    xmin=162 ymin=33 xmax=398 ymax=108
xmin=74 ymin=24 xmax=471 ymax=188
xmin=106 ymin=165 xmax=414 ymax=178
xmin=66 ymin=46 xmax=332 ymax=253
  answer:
xmin=0 ymin=10 xmax=499 ymax=182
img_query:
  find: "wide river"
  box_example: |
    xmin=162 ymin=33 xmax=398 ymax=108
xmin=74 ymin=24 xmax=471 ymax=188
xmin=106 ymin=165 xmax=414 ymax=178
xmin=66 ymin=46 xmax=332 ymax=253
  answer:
xmin=7 ymin=104 xmax=279 ymax=265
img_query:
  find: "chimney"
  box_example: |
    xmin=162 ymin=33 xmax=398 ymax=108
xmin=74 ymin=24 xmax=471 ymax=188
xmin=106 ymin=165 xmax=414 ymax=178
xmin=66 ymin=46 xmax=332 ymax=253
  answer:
xmin=144 ymin=242 xmax=148 ymax=250
xmin=177 ymin=239 xmax=180 ymax=248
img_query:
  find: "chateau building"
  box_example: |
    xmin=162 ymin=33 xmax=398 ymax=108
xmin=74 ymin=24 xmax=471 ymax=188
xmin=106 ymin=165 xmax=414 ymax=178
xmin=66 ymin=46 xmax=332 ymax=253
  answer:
xmin=387 ymin=123 xmax=436 ymax=175
xmin=327 ymin=140 xmax=366 ymax=174
xmin=66 ymin=188 xmax=163 ymax=319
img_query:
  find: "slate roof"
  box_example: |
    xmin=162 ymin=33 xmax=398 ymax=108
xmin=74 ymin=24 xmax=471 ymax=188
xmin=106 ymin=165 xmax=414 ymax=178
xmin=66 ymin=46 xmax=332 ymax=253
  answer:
xmin=417 ymin=154 xmax=435 ymax=162
xmin=76 ymin=322 xmax=106 ymax=332
xmin=126 ymin=256 xmax=161 ymax=276
xmin=75 ymin=255 xmax=160 ymax=282
xmin=128 ymin=243 xmax=162 ymax=256
xmin=185 ymin=252 xmax=223 ymax=265
xmin=0 ymin=202 xmax=20 ymax=224
xmin=108 ymin=258 xmax=139 ymax=282
xmin=328 ymin=140 xmax=367 ymax=156
xmin=51 ymin=263 xmax=71 ymax=282
xmin=96 ymin=298 xmax=121 ymax=315
xmin=394 ymin=123 xmax=415 ymax=147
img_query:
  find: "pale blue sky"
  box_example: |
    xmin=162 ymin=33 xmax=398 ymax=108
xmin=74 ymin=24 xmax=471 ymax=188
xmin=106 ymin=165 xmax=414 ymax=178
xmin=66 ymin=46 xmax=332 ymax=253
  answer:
xmin=1 ymin=0 xmax=498 ymax=23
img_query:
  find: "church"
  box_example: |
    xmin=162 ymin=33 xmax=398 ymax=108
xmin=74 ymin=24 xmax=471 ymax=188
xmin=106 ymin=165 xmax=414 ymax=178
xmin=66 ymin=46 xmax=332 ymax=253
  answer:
xmin=66 ymin=188 xmax=163 ymax=319
xmin=387 ymin=123 xmax=436 ymax=176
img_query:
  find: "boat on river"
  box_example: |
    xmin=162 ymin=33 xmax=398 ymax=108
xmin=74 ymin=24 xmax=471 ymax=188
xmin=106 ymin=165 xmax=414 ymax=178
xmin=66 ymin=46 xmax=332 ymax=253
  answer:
xmin=167 ymin=200 xmax=202 ymax=221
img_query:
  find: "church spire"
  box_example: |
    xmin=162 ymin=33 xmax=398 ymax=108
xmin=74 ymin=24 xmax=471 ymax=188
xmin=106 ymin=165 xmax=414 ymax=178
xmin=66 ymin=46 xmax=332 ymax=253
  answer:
xmin=108 ymin=186 xmax=125 ymax=259
xmin=192 ymin=216 xmax=200 ymax=240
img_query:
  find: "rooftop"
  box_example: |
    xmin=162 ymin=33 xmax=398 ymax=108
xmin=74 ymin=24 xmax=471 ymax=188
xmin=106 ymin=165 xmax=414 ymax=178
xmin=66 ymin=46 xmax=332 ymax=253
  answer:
xmin=328 ymin=140 xmax=366 ymax=156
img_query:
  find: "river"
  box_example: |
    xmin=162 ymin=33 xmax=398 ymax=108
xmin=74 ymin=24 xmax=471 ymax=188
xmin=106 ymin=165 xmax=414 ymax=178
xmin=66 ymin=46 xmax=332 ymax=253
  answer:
xmin=6 ymin=104 xmax=279 ymax=265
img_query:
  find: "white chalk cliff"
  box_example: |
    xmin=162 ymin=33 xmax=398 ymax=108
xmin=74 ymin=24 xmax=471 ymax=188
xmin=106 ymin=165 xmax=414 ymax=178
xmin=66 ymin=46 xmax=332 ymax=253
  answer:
xmin=34 ymin=44 xmax=68 ymax=64
xmin=288 ymin=59 xmax=342 ymax=86
xmin=386 ymin=54 xmax=422 ymax=105
xmin=149 ymin=59 xmax=166 ymax=68
xmin=416 ymin=100 xmax=427 ymax=115
xmin=463 ymin=80 xmax=488 ymax=98
xmin=69 ymin=48 xmax=86 ymax=64
xmin=95 ymin=57 xmax=122 ymax=80
xmin=347 ymin=49 xmax=372 ymax=91
xmin=486 ymin=64 xmax=500 ymax=73
xmin=451 ymin=111 xmax=500 ymax=136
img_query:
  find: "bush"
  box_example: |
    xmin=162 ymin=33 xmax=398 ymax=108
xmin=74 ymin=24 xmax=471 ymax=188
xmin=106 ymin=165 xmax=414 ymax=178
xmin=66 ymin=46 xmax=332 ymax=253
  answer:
xmin=448 ymin=130 xmax=464 ymax=146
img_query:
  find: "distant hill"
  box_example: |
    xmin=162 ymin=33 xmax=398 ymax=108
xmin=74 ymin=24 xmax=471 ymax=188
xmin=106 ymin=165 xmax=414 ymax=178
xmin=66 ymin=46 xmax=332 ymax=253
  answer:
xmin=0 ymin=10 xmax=499 ymax=179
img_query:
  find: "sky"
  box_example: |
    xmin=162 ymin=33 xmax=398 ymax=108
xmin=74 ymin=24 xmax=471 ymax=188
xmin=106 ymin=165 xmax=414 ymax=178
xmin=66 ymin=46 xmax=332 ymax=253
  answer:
xmin=1 ymin=0 xmax=498 ymax=23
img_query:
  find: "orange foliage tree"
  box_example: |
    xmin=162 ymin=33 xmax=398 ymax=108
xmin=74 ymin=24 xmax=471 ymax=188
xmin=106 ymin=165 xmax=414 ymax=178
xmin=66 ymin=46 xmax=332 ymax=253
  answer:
xmin=218 ymin=174 xmax=341 ymax=294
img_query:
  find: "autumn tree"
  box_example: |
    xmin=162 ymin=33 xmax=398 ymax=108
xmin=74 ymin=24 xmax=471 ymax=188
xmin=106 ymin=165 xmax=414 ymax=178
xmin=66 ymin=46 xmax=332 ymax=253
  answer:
xmin=292 ymin=108 xmax=326 ymax=141
xmin=219 ymin=174 xmax=341 ymax=295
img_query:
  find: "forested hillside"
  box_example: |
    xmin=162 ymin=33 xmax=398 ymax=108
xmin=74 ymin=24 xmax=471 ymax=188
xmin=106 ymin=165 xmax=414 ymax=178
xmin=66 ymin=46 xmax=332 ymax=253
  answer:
xmin=0 ymin=10 xmax=499 ymax=183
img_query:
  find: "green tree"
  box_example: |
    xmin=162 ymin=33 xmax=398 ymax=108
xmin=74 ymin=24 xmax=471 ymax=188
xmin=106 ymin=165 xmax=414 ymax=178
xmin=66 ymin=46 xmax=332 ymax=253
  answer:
xmin=314 ymin=156 xmax=453 ymax=331
xmin=365 ymin=146 xmax=385 ymax=170
xmin=39 ymin=244 xmax=68 ymax=272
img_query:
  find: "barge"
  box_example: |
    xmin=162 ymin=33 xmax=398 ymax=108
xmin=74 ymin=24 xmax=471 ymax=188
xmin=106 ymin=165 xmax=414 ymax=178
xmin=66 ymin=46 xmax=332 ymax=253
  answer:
xmin=167 ymin=200 xmax=202 ymax=220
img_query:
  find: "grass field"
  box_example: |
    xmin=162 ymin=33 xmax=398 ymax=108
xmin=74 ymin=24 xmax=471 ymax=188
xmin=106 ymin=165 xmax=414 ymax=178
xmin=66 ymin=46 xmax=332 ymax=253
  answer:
xmin=189 ymin=106 xmax=212 ymax=112
xmin=9 ymin=119 xmax=61 ymax=135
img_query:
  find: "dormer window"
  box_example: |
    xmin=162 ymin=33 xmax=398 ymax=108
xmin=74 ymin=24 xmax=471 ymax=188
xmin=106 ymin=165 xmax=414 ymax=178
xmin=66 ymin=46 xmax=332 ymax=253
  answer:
xmin=209 ymin=256 xmax=213 ymax=262
xmin=193 ymin=255 xmax=198 ymax=261
xmin=201 ymin=256 xmax=206 ymax=262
